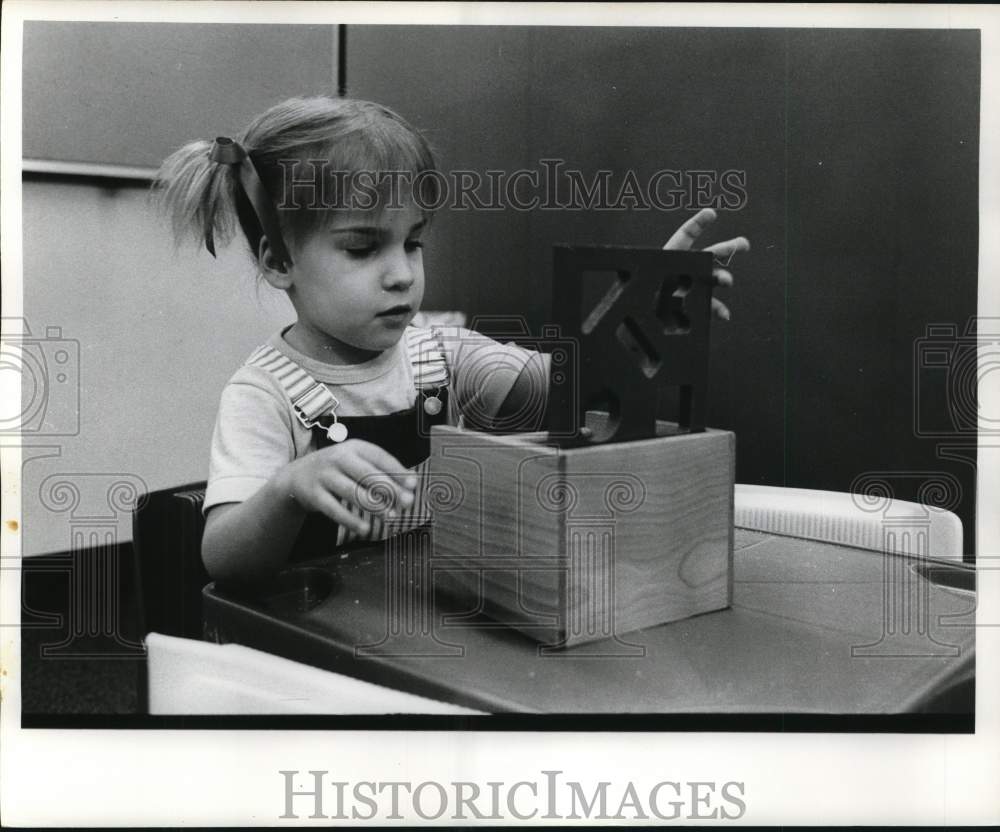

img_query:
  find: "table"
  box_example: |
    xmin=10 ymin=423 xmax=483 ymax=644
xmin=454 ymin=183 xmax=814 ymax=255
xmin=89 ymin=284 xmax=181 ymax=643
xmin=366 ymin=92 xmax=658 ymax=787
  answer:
xmin=202 ymin=529 xmax=975 ymax=714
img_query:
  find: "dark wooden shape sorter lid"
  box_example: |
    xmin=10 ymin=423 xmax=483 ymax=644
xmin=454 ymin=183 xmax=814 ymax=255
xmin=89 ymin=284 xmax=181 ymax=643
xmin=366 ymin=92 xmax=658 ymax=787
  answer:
xmin=546 ymin=245 xmax=715 ymax=445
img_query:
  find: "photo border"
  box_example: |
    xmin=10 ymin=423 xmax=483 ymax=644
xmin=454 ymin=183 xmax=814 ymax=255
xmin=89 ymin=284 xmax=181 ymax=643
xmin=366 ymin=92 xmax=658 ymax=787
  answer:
xmin=2 ymin=1 xmax=998 ymax=826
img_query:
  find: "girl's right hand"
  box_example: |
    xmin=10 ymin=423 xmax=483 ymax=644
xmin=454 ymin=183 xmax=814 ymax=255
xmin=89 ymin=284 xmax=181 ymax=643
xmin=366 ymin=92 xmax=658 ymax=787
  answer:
xmin=278 ymin=439 xmax=418 ymax=535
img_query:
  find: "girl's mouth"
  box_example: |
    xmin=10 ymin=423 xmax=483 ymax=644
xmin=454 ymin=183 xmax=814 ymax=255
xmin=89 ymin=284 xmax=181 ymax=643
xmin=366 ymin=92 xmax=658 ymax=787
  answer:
xmin=376 ymin=304 xmax=412 ymax=318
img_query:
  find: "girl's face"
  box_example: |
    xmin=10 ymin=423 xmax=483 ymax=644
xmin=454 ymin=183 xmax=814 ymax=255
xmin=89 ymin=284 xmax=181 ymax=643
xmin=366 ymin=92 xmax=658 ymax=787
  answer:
xmin=282 ymin=201 xmax=426 ymax=364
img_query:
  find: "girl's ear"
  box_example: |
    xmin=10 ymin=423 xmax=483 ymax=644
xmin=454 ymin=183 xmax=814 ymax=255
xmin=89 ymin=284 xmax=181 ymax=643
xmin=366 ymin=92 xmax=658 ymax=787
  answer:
xmin=257 ymin=236 xmax=292 ymax=289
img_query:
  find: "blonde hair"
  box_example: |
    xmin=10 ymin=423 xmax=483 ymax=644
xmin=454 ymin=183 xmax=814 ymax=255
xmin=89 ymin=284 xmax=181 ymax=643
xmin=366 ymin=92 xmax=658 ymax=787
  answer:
xmin=153 ymin=96 xmax=439 ymax=261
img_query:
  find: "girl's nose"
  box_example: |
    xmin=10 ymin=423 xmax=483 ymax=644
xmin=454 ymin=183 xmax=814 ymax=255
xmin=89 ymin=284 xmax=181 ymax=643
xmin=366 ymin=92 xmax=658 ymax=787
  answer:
xmin=382 ymin=248 xmax=416 ymax=291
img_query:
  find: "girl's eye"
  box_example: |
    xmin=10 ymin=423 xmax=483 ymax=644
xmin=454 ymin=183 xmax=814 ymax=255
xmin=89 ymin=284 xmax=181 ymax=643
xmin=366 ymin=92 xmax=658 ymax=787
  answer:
xmin=341 ymin=239 xmax=423 ymax=257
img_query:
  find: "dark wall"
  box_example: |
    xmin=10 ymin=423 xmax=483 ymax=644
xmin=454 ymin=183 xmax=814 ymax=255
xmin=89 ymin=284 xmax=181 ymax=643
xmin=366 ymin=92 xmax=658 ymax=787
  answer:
xmin=784 ymin=30 xmax=979 ymax=544
xmin=350 ymin=26 xmax=980 ymax=550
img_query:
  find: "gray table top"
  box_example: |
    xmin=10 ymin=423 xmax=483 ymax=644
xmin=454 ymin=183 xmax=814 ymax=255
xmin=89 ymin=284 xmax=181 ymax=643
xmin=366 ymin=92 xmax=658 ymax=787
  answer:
xmin=203 ymin=529 xmax=976 ymax=714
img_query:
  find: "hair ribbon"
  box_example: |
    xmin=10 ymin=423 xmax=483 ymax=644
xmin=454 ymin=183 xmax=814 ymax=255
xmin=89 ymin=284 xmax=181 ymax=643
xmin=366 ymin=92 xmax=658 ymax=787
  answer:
xmin=206 ymin=136 xmax=293 ymax=269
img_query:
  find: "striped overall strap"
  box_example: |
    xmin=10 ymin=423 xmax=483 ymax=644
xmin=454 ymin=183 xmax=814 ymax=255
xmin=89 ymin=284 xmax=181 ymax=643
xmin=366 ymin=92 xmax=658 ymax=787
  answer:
xmin=405 ymin=326 xmax=449 ymax=390
xmin=245 ymin=343 xmax=339 ymax=430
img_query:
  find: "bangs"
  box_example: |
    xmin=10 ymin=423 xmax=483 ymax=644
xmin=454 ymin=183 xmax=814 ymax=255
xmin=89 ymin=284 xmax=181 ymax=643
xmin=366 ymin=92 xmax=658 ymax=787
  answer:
xmin=267 ymin=104 xmax=440 ymax=237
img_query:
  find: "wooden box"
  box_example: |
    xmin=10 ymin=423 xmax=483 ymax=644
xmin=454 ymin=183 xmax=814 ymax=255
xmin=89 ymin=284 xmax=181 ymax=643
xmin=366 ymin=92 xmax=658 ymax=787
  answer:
xmin=427 ymin=420 xmax=735 ymax=649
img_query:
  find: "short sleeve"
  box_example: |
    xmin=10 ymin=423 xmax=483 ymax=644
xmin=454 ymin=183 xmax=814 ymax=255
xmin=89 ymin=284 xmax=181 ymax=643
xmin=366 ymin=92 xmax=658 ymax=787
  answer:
xmin=437 ymin=327 xmax=550 ymax=429
xmin=203 ymin=365 xmax=298 ymax=513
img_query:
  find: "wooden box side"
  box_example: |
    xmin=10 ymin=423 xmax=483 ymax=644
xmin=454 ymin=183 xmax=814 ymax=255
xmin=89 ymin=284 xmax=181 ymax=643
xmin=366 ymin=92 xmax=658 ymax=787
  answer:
xmin=557 ymin=429 xmax=734 ymax=647
xmin=428 ymin=426 xmax=567 ymax=641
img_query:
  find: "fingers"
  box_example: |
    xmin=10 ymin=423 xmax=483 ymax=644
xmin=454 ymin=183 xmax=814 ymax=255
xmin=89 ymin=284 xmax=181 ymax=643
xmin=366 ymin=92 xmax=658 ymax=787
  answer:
xmin=311 ymin=489 xmax=372 ymax=536
xmin=663 ymin=207 xmax=717 ymax=251
xmin=328 ymin=440 xmax=417 ymax=515
xmin=663 ymin=214 xmax=742 ymax=325
xmin=318 ymin=467 xmax=400 ymax=519
xmin=703 ymin=236 xmax=751 ymax=264
xmin=712 ymin=267 xmax=733 ymax=289
xmin=352 ymin=440 xmax=419 ymax=492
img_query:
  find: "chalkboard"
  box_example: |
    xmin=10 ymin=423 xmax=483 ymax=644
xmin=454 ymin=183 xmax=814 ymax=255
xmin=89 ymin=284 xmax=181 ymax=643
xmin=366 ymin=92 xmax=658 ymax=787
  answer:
xmin=23 ymin=22 xmax=337 ymax=169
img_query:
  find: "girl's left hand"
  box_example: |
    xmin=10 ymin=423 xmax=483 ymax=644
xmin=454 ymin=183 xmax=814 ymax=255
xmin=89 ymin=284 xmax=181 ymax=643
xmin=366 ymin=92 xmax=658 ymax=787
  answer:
xmin=663 ymin=207 xmax=750 ymax=322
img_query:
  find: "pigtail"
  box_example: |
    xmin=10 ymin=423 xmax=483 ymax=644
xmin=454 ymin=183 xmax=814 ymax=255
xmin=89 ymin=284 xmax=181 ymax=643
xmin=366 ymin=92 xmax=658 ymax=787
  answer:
xmin=152 ymin=139 xmax=237 ymax=255
xmin=152 ymin=96 xmax=441 ymax=261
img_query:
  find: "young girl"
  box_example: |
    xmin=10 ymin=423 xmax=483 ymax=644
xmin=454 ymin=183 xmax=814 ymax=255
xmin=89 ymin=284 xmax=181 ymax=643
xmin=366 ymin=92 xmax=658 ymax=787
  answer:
xmin=156 ymin=95 xmax=746 ymax=583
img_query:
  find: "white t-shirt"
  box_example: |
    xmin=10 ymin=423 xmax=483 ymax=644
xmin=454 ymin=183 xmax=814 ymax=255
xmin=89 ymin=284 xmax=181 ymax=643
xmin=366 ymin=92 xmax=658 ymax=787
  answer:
xmin=204 ymin=325 xmax=546 ymax=512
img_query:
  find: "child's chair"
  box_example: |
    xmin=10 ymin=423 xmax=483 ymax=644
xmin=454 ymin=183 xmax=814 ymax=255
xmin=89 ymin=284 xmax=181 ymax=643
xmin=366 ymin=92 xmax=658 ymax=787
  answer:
xmin=131 ymin=481 xmax=209 ymax=640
